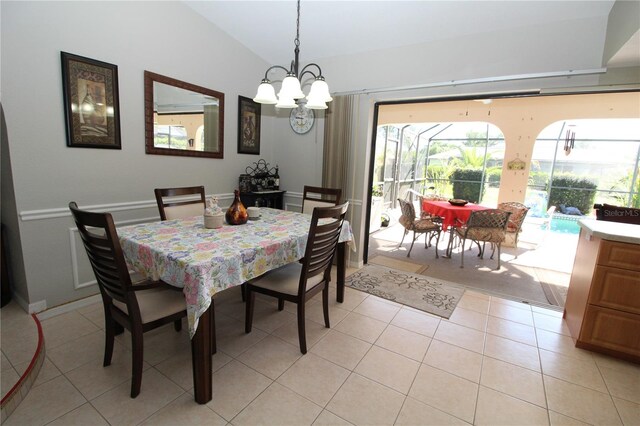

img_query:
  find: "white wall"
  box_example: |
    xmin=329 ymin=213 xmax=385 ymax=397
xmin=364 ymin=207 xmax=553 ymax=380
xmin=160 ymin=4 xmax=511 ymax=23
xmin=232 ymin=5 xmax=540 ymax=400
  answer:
xmin=0 ymin=1 xmax=287 ymax=310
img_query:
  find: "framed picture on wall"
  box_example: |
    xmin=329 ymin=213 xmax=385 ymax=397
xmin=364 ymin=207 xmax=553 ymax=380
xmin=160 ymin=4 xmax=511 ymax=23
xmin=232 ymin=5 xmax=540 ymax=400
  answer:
xmin=61 ymin=52 xmax=121 ymax=149
xmin=237 ymin=95 xmax=261 ymax=155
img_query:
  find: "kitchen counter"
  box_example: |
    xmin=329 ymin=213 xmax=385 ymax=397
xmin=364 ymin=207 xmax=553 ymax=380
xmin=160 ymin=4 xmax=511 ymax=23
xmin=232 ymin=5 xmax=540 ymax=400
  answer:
xmin=578 ymin=218 xmax=640 ymax=244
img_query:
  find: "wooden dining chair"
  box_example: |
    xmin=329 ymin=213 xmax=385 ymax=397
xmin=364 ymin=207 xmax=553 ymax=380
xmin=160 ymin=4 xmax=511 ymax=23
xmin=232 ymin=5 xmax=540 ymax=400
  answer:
xmin=244 ymin=202 xmax=349 ymax=354
xmin=154 ymin=186 xmax=206 ymax=220
xmin=455 ymin=209 xmax=512 ymax=270
xmin=397 ymin=198 xmax=441 ymax=258
xmin=154 ymin=185 xmax=220 ymax=350
xmin=69 ymin=202 xmax=187 ymax=398
xmin=301 ymin=185 xmax=342 ymax=215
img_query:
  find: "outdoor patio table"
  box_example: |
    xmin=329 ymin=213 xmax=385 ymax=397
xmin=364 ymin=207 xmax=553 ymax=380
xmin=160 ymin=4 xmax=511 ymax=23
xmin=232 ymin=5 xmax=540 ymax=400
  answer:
xmin=117 ymin=208 xmax=354 ymax=404
xmin=422 ymin=200 xmax=489 ymax=256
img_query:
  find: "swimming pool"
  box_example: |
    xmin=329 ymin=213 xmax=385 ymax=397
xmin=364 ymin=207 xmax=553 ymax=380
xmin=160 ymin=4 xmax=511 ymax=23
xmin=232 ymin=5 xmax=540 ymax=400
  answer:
xmin=549 ymin=215 xmax=581 ymax=234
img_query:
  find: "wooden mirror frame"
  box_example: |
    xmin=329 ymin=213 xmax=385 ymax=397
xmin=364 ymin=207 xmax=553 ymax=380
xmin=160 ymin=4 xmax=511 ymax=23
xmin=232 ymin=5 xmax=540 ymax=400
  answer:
xmin=144 ymin=71 xmax=224 ymax=159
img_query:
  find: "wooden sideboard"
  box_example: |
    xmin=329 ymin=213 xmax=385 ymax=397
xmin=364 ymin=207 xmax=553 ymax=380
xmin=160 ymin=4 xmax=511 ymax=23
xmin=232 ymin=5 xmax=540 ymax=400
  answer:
xmin=239 ymin=190 xmax=286 ymax=210
xmin=564 ymin=222 xmax=640 ymax=363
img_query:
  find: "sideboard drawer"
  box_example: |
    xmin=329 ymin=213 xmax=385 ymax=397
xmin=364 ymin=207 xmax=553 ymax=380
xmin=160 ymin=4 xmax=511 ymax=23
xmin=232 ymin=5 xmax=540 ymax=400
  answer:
xmin=597 ymin=240 xmax=640 ymax=272
xmin=580 ymin=305 xmax=640 ymax=360
xmin=590 ymin=266 xmax=640 ymax=314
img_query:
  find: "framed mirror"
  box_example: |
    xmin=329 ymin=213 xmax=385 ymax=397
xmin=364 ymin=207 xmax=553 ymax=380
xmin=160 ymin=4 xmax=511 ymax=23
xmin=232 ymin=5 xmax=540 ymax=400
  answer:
xmin=144 ymin=71 xmax=224 ymax=158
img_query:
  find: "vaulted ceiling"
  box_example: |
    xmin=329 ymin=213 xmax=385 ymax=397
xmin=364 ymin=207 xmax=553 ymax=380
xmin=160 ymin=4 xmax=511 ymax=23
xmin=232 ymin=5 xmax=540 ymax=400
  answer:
xmin=184 ymin=0 xmax=634 ymax=68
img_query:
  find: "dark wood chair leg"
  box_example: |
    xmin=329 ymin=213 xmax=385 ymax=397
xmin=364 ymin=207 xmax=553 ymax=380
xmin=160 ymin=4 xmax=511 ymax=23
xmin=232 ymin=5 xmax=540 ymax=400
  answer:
xmin=245 ymin=289 xmax=255 ymax=333
xmin=322 ymin=286 xmax=330 ymax=328
xmin=278 ymin=298 xmax=285 ymax=311
xmin=297 ymin=302 xmax=307 ymax=354
xmin=130 ymin=326 xmax=144 ymax=398
xmin=241 ymin=283 xmax=246 ymax=302
xmin=211 ymin=299 xmax=216 ymax=355
xmin=103 ymin=314 xmax=116 ymax=367
xmin=174 ymin=319 xmax=182 ymax=332
xmin=114 ymin=322 xmax=125 ymax=336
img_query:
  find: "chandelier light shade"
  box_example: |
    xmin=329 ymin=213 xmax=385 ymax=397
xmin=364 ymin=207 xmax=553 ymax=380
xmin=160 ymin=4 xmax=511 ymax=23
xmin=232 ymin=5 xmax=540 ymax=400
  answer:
xmin=253 ymin=0 xmax=332 ymax=110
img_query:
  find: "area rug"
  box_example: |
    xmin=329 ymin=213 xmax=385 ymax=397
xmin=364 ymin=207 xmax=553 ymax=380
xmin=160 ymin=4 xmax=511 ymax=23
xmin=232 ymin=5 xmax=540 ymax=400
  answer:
xmin=540 ymin=282 xmax=569 ymax=308
xmin=345 ymin=264 xmax=464 ymax=319
xmin=368 ymin=255 xmax=429 ymax=274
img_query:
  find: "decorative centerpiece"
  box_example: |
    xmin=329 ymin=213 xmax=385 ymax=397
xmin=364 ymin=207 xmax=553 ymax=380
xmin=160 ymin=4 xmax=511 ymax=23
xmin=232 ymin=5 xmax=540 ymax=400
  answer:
xmin=226 ymin=190 xmax=248 ymax=225
xmin=204 ymin=196 xmax=224 ymax=229
xmin=448 ymin=199 xmax=468 ymax=207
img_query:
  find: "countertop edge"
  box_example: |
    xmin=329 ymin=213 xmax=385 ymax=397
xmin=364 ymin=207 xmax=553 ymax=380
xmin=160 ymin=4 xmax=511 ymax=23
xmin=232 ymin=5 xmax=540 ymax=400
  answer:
xmin=578 ymin=218 xmax=640 ymax=245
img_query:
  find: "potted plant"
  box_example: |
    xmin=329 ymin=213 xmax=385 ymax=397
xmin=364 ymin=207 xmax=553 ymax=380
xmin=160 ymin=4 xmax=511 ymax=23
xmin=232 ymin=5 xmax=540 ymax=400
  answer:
xmin=370 ymin=184 xmax=384 ymax=232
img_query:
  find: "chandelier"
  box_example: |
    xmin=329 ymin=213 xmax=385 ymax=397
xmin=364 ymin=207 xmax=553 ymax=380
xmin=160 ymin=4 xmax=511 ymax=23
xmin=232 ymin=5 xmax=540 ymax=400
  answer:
xmin=252 ymin=0 xmax=332 ymax=110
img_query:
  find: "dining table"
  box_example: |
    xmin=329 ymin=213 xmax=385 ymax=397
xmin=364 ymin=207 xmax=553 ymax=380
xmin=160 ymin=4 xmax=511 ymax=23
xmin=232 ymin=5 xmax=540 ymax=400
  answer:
xmin=117 ymin=207 xmax=354 ymax=404
xmin=422 ymin=200 xmax=489 ymax=257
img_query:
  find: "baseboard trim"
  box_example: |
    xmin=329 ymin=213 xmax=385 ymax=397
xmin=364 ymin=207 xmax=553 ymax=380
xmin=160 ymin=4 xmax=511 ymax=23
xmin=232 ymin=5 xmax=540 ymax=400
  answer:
xmin=36 ymin=294 xmax=101 ymax=321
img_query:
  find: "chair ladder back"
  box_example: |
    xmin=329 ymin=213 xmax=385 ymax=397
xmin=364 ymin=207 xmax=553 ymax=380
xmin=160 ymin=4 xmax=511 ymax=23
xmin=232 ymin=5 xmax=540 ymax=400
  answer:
xmin=154 ymin=186 xmax=206 ymax=220
xmin=300 ymin=202 xmax=348 ymax=288
xmin=306 ymin=222 xmax=342 ymax=273
xmin=302 ymin=186 xmax=342 ymax=214
xmin=70 ymin=202 xmax=131 ymax=303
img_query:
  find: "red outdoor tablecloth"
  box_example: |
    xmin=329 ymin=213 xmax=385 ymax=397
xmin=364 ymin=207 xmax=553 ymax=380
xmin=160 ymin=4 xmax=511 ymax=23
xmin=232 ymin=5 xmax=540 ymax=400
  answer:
xmin=422 ymin=200 xmax=489 ymax=230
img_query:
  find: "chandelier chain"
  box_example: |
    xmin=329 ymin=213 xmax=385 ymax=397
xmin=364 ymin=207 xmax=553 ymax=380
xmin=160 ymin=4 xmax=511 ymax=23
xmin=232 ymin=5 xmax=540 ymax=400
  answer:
xmin=295 ymin=0 xmax=300 ymax=47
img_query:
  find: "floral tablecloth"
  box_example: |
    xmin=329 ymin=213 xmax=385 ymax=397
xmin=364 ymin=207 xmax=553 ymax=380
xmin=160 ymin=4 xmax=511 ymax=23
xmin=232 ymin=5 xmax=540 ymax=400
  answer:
xmin=118 ymin=208 xmax=354 ymax=337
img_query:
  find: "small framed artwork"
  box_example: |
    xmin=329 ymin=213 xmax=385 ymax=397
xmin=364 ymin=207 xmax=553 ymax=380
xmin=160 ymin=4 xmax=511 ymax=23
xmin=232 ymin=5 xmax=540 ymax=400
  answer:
xmin=237 ymin=95 xmax=261 ymax=155
xmin=61 ymin=52 xmax=121 ymax=149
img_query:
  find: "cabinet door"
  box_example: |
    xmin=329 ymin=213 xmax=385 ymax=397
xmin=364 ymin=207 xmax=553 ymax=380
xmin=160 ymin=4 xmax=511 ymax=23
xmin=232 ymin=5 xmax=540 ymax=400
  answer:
xmin=580 ymin=305 xmax=640 ymax=360
xmin=590 ymin=266 xmax=640 ymax=314
xmin=597 ymin=240 xmax=640 ymax=272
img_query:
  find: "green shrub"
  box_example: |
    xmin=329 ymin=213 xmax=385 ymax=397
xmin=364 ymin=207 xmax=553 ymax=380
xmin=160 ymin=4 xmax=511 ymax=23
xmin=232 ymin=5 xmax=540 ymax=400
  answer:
xmin=485 ymin=167 xmax=502 ymax=187
xmin=528 ymin=171 xmax=549 ymax=189
xmin=450 ymin=169 xmax=484 ymax=203
xmin=549 ymin=174 xmax=597 ymax=214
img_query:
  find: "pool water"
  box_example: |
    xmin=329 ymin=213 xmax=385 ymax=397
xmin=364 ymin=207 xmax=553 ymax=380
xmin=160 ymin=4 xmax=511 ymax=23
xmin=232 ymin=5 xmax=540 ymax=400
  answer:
xmin=549 ymin=217 xmax=581 ymax=234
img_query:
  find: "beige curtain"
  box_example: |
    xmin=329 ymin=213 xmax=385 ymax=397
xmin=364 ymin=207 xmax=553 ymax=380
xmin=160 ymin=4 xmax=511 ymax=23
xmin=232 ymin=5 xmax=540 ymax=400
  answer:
xmin=203 ymin=105 xmax=219 ymax=152
xmin=322 ymin=95 xmax=354 ymax=198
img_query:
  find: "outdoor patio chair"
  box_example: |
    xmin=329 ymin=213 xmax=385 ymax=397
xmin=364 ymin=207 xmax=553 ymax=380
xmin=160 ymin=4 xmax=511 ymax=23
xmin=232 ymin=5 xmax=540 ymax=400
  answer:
xmin=397 ymin=198 xmax=441 ymax=258
xmin=455 ymin=208 xmax=511 ymax=270
xmin=498 ymin=201 xmax=530 ymax=248
xmin=406 ymin=188 xmax=445 ymax=223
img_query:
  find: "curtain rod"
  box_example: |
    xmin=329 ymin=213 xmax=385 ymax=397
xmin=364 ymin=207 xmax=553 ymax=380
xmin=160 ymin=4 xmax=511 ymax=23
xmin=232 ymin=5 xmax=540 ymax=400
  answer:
xmin=332 ymin=68 xmax=608 ymax=96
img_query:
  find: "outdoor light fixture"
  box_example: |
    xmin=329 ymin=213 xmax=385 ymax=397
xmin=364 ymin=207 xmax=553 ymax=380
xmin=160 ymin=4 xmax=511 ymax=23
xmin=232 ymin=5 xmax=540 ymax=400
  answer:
xmin=564 ymin=124 xmax=576 ymax=156
xmin=253 ymin=0 xmax=332 ymax=110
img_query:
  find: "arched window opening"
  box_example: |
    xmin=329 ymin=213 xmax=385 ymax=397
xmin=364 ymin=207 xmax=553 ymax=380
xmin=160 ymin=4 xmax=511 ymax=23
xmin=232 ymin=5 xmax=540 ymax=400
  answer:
xmin=525 ymin=119 xmax=640 ymax=222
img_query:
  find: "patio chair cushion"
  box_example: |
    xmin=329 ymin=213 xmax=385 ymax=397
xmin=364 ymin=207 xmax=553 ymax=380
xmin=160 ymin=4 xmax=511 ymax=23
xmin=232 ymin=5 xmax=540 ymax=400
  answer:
xmin=460 ymin=226 xmax=506 ymax=243
xmin=413 ymin=218 xmax=440 ymax=232
xmin=506 ymin=208 xmax=526 ymax=232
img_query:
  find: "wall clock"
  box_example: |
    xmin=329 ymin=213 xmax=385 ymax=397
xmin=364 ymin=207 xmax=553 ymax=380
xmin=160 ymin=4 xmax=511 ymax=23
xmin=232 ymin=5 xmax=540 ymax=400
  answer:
xmin=289 ymin=105 xmax=315 ymax=134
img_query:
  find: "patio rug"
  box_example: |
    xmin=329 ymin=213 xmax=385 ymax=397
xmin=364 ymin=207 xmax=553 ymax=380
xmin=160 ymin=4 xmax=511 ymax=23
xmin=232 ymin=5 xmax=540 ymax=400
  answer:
xmin=540 ymin=282 xmax=568 ymax=308
xmin=345 ymin=264 xmax=464 ymax=319
xmin=368 ymin=255 xmax=429 ymax=274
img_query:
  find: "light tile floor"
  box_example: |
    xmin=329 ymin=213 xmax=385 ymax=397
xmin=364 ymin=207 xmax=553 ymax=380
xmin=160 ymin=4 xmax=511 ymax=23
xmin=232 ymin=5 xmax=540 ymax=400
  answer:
xmin=2 ymin=274 xmax=640 ymax=425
